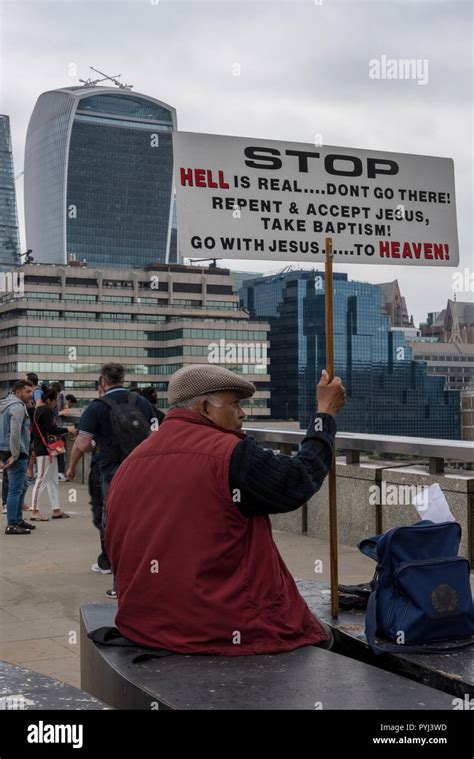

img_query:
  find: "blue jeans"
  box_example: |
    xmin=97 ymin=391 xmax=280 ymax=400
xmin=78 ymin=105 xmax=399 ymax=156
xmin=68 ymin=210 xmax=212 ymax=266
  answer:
xmin=101 ymin=470 xmax=117 ymax=591
xmin=5 ymin=458 xmax=28 ymax=526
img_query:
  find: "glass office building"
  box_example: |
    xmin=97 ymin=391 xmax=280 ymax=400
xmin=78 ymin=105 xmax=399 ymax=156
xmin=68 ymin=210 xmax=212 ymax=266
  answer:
xmin=240 ymin=270 xmax=461 ymax=438
xmin=169 ymin=197 xmax=178 ymax=263
xmin=0 ymin=115 xmax=20 ymax=269
xmin=24 ymin=87 xmax=176 ymax=268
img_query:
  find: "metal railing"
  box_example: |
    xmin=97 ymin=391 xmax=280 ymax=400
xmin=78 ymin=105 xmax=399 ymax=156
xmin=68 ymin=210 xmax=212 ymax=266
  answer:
xmin=62 ymin=414 xmax=473 ymax=477
xmin=244 ymin=427 xmax=473 ymax=474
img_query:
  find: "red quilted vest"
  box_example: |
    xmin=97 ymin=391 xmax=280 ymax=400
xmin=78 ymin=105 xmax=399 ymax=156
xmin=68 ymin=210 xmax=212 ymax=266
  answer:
xmin=106 ymin=408 xmax=328 ymax=654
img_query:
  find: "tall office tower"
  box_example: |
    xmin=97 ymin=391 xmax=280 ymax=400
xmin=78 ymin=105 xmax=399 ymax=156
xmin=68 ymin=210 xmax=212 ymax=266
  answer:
xmin=240 ymin=270 xmax=460 ymax=438
xmin=168 ymin=198 xmax=178 ymax=263
xmin=230 ymin=271 xmax=263 ymax=295
xmin=24 ymin=86 xmax=177 ymax=268
xmin=0 ymin=115 xmax=21 ymax=269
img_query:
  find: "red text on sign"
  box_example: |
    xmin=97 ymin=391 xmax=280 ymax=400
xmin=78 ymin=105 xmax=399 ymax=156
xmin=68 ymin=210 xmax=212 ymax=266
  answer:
xmin=180 ymin=168 xmax=229 ymax=189
xmin=379 ymin=241 xmax=449 ymax=260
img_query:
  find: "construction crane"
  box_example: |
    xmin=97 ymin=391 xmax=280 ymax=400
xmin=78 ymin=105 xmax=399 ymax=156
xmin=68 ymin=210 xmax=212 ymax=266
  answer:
xmin=188 ymin=257 xmax=222 ymax=268
xmin=267 ymin=264 xmax=293 ymax=282
xmin=79 ymin=67 xmax=133 ymax=90
xmin=21 ymin=249 xmax=34 ymax=264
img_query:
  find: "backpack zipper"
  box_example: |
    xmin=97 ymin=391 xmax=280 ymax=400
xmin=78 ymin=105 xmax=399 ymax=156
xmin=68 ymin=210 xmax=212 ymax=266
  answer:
xmin=394 ymin=556 xmax=468 ymax=586
xmin=380 ymin=522 xmax=461 ymax=571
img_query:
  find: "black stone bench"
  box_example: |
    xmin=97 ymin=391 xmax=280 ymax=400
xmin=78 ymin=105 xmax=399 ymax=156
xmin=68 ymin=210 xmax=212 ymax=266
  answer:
xmin=80 ymin=602 xmax=455 ymax=710
xmin=0 ymin=661 xmax=110 ymax=710
xmin=298 ymin=579 xmax=474 ymax=700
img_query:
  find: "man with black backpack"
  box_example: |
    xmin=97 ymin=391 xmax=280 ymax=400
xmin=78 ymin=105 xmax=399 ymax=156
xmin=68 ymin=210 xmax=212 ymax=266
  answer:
xmin=66 ymin=364 xmax=156 ymax=587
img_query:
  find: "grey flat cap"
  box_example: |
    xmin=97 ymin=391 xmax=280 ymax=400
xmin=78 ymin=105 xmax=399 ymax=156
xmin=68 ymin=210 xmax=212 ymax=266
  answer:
xmin=168 ymin=364 xmax=256 ymax=405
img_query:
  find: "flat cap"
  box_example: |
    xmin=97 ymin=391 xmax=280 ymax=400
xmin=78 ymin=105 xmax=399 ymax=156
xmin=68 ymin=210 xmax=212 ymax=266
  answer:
xmin=168 ymin=364 xmax=256 ymax=405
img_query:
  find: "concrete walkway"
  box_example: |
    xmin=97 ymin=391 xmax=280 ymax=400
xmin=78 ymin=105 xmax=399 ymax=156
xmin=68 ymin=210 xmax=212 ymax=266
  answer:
xmin=1 ymin=479 xmax=469 ymax=689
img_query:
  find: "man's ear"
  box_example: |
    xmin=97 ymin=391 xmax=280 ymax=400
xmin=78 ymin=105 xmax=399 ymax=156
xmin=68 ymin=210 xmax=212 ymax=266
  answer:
xmin=198 ymin=398 xmax=210 ymax=417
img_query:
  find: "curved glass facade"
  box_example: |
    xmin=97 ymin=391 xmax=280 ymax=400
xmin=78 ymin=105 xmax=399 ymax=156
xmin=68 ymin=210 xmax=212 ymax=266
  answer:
xmin=0 ymin=115 xmax=20 ymax=268
xmin=77 ymin=93 xmax=173 ymax=122
xmin=67 ymin=91 xmax=174 ymax=268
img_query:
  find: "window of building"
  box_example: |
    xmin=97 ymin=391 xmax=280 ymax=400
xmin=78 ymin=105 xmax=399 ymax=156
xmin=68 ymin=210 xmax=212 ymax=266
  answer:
xmin=64 ymin=311 xmax=97 ymax=321
xmin=139 ymin=281 xmax=168 ymax=291
xmin=206 ymin=300 xmax=239 ymax=310
xmin=102 ymin=313 xmax=133 ymax=321
xmin=26 ymin=292 xmax=61 ymax=300
xmin=24 ymin=276 xmax=61 ymax=286
xmin=26 ymin=310 xmax=60 ymax=320
xmin=64 ymin=293 xmax=97 ymax=302
xmin=206 ymin=285 xmax=234 ymax=295
xmin=173 ymin=299 xmax=202 ymax=308
xmin=77 ymin=93 xmax=173 ymax=122
xmin=101 ymin=295 xmax=133 ymax=304
xmin=65 ymin=278 xmax=97 ymax=288
xmin=173 ymin=283 xmax=202 ymax=293
xmin=102 ymin=280 xmax=134 ymax=289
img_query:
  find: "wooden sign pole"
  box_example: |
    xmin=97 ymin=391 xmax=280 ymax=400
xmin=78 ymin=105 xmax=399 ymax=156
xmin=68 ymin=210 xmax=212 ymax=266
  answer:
xmin=324 ymin=237 xmax=339 ymax=618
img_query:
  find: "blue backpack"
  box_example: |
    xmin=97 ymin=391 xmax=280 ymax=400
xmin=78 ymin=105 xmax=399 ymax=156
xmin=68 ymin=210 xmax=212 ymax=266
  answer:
xmin=358 ymin=520 xmax=474 ymax=655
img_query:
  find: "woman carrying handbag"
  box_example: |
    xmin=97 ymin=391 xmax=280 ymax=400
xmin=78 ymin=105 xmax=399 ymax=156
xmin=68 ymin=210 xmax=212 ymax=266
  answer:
xmin=30 ymin=389 xmax=76 ymax=521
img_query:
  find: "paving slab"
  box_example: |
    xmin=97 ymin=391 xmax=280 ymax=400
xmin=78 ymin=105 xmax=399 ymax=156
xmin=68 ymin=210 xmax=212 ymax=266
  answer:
xmin=0 ymin=661 xmax=109 ymax=709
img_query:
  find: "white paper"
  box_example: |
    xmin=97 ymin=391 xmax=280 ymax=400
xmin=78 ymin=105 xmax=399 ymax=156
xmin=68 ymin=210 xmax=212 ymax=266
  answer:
xmin=413 ymin=482 xmax=455 ymax=522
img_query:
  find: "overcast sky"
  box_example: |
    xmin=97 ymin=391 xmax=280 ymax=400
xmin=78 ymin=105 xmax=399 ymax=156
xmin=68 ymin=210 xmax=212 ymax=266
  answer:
xmin=1 ymin=0 xmax=472 ymax=324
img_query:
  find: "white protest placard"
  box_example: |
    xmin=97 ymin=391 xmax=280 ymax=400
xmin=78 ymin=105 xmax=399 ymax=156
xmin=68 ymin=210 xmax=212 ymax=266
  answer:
xmin=172 ymin=131 xmax=459 ymax=266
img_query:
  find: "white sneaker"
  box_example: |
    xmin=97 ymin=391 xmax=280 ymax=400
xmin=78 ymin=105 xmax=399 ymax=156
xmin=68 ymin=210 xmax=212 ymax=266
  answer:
xmin=91 ymin=562 xmax=112 ymax=574
xmin=58 ymin=473 xmax=67 ymax=482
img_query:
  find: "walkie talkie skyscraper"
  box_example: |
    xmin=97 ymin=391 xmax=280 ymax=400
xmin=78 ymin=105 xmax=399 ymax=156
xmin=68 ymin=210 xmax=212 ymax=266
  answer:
xmin=24 ymin=82 xmax=177 ymax=268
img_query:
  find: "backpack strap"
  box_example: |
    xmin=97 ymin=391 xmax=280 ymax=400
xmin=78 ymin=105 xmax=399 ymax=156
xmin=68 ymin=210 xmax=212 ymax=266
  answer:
xmin=97 ymin=396 xmax=116 ymax=410
xmin=366 ymin=589 xmax=474 ymax=656
xmin=33 ymin=409 xmax=48 ymax=448
xmin=97 ymin=392 xmax=138 ymax=410
xmin=33 ymin=408 xmax=53 ymax=463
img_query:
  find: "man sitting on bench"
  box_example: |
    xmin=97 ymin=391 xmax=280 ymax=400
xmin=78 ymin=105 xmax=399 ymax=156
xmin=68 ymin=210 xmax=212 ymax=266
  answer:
xmin=106 ymin=364 xmax=346 ymax=655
